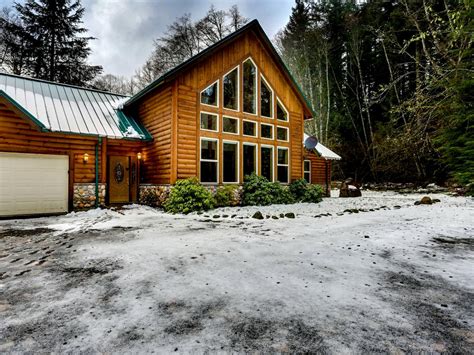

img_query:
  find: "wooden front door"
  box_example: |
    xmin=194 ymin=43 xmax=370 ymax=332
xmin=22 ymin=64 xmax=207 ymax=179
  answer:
xmin=109 ymin=156 xmax=130 ymax=204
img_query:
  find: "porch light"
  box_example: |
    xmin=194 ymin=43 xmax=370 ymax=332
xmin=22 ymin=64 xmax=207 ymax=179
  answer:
xmin=83 ymin=153 xmax=89 ymax=163
xmin=137 ymin=152 xmax=142 ymax=160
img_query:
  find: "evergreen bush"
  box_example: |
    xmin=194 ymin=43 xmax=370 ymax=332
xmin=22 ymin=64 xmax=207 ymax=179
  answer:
xmin=214 ymin=185 xmax=239 ymax=207
xmin=163 ymin=178 xmax=215 ymax=214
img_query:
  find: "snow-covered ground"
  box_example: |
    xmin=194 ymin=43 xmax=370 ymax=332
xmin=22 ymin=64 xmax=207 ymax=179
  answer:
xmin=1 ymin=191 xmax=473 ymax=353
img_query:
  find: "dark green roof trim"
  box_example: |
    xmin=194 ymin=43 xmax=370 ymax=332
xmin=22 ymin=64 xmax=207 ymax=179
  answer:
xmin=115 ymin=110 xmax=153 ymax=141
xmin=0 ymin=89 xmax=50 ymax=132
xmin=124 ymin=20 xmax=316 ymax=118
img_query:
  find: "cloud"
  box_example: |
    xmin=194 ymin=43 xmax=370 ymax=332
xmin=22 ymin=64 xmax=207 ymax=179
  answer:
xmin=3 ymin=0 xmax=294 ymax=77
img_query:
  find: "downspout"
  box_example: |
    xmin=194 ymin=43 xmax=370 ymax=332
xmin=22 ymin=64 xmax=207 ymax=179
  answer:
xmin=95 ymin=137 xmax=101 ymax=208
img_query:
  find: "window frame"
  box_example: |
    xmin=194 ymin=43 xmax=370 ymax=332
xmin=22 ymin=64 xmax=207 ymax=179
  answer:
xmin=276 ymin=126 xmax=289 ymax=142
xmin=277 ymin=146 xmax=290 ymax=184
xmin=199 ymin=137 xmax=219 ymax=184
xmin=304 ymin=160 xmax=311 ymax=183
xmin=242 ymin=119 xmax=258 ymax=138
xmin=200 ymin=79 xmax=219 ymax=108
xmin=222 ymin=140 xmax=240 ymax=184
xmin=242 ymin=57 xmax=258 ymax=116
xmin=222 ymin=115 xmax=239 ymax=135
xmin=243 ymin=142 xmax=258 ymax=178
xmin=260 ymin=144 xmax=274 ymax=182
xmin=260 ymin=123 xmax=274 ymax=140
xmin=260 ymin=74 xmax=274 ymax=119
xmin=200 ymin=111 xmax=219 ymax=133
xmin=276 ymin=97 xmax=289 ymax=122
xmin=223 ymin=65 xmax=240 ymax=112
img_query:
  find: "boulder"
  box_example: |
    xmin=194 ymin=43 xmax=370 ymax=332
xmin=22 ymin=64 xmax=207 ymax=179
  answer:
xmin=420 ymin=196 xmax=432 ymax=205
xmin=252 ymin=211 xmax=264 ymax=220
xmin=284 ymin=212 xmax=295 ymax=219
xmin=340 ymin=178 xmax=362 ymax=198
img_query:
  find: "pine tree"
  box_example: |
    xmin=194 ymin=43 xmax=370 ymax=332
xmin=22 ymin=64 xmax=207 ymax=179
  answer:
xmin=11 ymin=0 xmax=101 ymax=85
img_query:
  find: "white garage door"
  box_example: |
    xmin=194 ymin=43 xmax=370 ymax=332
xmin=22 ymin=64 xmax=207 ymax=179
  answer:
xmin=0 ymin=152 xmax=69 ymax=217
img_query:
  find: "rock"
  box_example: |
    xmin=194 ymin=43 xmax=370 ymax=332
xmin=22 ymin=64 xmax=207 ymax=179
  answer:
xmin=420 ymin=196 xmax=432 ymax=205
xmin=279 ymin=213 xmax=285 ymax=218
xmin=252 ymin=211 xmax=264 ymax=220
xmin=340 ymin=178 xmax=362 ymax=197
xmin=213 ymin=215 xmax=220 ymax=219
xmin=432 ymin=198 xmax=441 ymax=203
xmin=271 ymin=215 xmax=279 ymax=220
xmin=285 ymin=212 xmax=295 ymax=219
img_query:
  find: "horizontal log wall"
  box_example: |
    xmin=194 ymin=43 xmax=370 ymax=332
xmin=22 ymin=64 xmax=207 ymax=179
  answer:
xmin=304 ymin=151 xmax=332 ymax=189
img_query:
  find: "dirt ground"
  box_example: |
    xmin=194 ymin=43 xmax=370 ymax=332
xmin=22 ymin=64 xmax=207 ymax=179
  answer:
xmin=0 ymin=191 xmax=473 ymax=353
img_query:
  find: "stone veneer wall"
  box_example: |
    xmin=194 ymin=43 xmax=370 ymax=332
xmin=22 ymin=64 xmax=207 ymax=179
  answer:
xmin=73 ymin=183 xmax=106 ymax=209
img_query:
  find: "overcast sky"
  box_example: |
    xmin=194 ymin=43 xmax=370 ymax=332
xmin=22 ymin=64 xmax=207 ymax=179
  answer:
xmin=1 ymin=0 xmax=295 ymax=77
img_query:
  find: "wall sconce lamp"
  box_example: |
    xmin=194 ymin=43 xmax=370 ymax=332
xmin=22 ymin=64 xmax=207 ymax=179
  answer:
xmin=83 ymin=153 xmax=89 ymax=163
xmin=137 ymin=152 xmax=142 ymax=160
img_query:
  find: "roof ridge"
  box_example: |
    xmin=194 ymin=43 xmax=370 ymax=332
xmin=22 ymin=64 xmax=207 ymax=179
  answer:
xmin=0 ymin=71 xmax=129 ymax=98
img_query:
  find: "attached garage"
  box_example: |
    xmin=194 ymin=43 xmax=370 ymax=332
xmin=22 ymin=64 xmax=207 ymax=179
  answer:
xmin=0 ymin=152 xmax=69 ymax=217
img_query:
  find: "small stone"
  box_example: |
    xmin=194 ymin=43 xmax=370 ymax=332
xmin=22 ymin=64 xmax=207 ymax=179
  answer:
xmin=271 ymin=216 xmax=279 ymax=219
xmin=252 ymin=211 xmax=264 ymax=220
xmin=420 ymin=196 xmax=432 ymax=205
xmin=285 ymin=212 xmax=295 ymax=219
xmin=280 ymin=213 xmax=285 ymax=218
xmin=213 ymin=215 xmax=220 ymax=219
xmin=364 ymin=235 xmax=370 ymax=238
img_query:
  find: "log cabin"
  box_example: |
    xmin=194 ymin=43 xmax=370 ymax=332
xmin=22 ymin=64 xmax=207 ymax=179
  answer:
xmin=0 ymin=20 xmax=340 ymax=217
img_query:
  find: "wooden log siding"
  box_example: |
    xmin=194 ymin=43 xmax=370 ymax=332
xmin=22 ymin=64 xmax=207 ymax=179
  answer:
xmin=304 ymin=150 xmax=332 ymax=189
xmin=133 ymin=84 xmax=173 ymax=184
xmin=170 ymin=30 xmax=306 ymax=184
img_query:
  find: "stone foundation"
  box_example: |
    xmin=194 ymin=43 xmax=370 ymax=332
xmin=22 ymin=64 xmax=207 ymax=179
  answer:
xmin=73 ymin=183 xmax=106 ymax=210
xmin=138 ymin=184 xmax=172 ymax=207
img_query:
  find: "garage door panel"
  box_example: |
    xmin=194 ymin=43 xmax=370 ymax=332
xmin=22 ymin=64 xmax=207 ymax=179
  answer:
xmin=0 ymin=152 xmax=69 ymax=216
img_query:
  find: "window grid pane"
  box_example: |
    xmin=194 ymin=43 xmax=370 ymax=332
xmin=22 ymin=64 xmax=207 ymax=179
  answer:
xmin=277 ymin=127 xmax=288 ymax=141
xmin=223 ymin=116 xmax=238 ymax=134
xmin=243 ymin=121 xmax=257 ymax=136
xmin=243 ymin=144 xmax=256 ymax=177
xmin=223 ymin=68 xmax=238 ymax=110
xmin=261 ymin=124 xmax=273 ymax=139
xmin=243 ymin=60 xmax=256 ymax=114
xmin=223 ymin=142 xmax=238 ymax=183
xmin=277 ymin=100 xmax=288 ymax=121
xmin=200 ymin=112 xmax=217 ymax=131
xmin=260 ymin=77 xmax=273 ymax=117
xmin=201 ymin=81 xmax=218 ymax=106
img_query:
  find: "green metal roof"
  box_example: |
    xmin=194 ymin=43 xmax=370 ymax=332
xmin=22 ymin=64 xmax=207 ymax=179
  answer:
xmin=0 ymin=72 xmax=151 ymax=140
xmin=124 ymin=20 xmax=316 ymax=119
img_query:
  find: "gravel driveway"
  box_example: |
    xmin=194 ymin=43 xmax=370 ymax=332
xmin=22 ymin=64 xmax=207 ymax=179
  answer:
xmin=1 ymin=191 xmax=473 ymax=353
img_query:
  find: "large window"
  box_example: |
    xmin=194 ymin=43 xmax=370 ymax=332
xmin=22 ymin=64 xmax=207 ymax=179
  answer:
xmin=243 ymin=58 xmax=257 ymax=114
xmin=243 ymin=120 xmax=257 ymax=137
xmin=277 ymin=147 xmax=289 ymax=183
xmin=261 ymin=123 xmax=274 ymax=140
xmin=200 ymin=112 xmax=218 ymax=131
xmin=260 ymin=76 xmax=273 ymax=118
xmin=277 ymin=126 xmax=289 ymax=142
xmin=261 ymin=145 xmax=273 ymax=181
xmin=304 ymin=160 xmax=311 ymax=183
xmin=223 ymin=116 xmax=239 ymax=135
xmin=223 ymin=141 xmax=239 ymax=183
xmin=200 ymin=138 xmax=218 ymax=183
xmin=201 ymin=80 xmax=218 ymax=107
xmin=243 ymin=143 xmax=257 ymax=178
xmin=223 ymin=66 xmax=239 ymax=111
xmin=276 ymin=98 xmax=288 ymax=121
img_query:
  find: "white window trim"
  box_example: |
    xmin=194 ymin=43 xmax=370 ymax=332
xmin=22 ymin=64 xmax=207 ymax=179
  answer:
xmin=200 ymin=137 xmax=219 ymax=184
xmin=260 ymin=74 xmax=274 ymax=119
xmin=242 ymin=119 xmax=258 ymax=138
xmin=200 ymin=79 xmax=219 ymax=108
xmin=200 ymin=111 xmax=219 ymax=133
xmin=260 ymin=144 xmax=274 ymax=182
xmin=304 ymin=159 xmax=311 ymax=183
xmin=276 ymin=126 xmax=289 ymax=142
xmin=277 ymin=146 xmax=290 ymax=184
xmin=260 ymin=122 xmax=274 ymax=140
xmin=276 ymin=97 xmax=289 ymax=122
xmin=223 ymin=65 xmax=240 ymax=112
xmin=242 ymin=57 xmax=258 ymax=116
xmin=222 ymin=140 xmax=240 ymax=184
xmin=222 ymin=115 xmax=240 ymax=135
xmin=243 ymin=142 xmax=259 ymax=177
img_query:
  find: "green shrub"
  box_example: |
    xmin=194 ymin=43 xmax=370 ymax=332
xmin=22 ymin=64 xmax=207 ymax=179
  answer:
xmin=289 ymin=178 xmax=308 ymax=201
xmin=163 ymin=178 xmax=215 ymax=214
xmin=242 ymin=173 xmax=294 ymax=206
xmin=269 ymin=182 xmax=295 ymax=204
xmin=215 ymin=185 xmax=239 ymax=207
xmin=302 ymin=184 xmax=324 ymax=203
